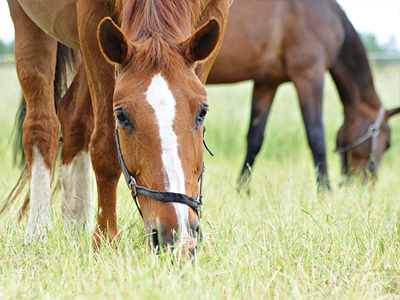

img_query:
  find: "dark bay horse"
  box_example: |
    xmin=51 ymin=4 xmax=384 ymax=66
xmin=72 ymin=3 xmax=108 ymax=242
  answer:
xmin=207 ymin=0 xmax=400 ymax=188
xmin=7 ymin=0 xmax=230 ymax=255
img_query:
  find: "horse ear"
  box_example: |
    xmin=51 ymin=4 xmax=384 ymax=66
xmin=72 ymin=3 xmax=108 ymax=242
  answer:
xmin=98 ymin=17 xmax=134 ymax=65
xmin=386 ymin=107 xmax=400 ymax=119
xmin=181 ymin=19 xmax=220 ymax=63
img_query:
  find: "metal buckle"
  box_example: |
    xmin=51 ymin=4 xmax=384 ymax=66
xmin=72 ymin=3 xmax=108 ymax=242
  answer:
xmin=365 ymin=157 xmax=377 ymax=179
xmin=195 ymin=197 xmax=202 ymax=218
xmin=129 ymin=176 xmax=137 ymax=196
xmin=368 ymin=125 xmax=380 ymax=137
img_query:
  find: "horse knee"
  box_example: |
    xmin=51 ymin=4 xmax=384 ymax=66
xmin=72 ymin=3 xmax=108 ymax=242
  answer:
xmin=89 ymin=130 xmax=120 ymax=179
xmin=22 ymin=112 xmax=59 ymax=170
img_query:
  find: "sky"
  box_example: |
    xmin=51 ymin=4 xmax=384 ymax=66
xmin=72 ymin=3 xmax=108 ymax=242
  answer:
xmin=0 ymin=0 xmax=399 ymax=49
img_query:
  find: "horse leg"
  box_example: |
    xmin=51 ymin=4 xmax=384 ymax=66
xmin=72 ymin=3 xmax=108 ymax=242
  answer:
xmin=58 ymin=64 xmax=94 ymax=233
xmin=8 ymin=0 xmax=59 ymax=239
xmin=292 ymin=71 xmax=330 ymax=189
xmin=238 ymin=82 xmax=277 ymax=190
xmin=76 ymin=3 xmax=121 ymax=245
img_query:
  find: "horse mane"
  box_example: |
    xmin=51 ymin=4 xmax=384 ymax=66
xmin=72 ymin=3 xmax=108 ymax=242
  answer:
xmin=333 ymin=3 xmax=379 ymax=107
xmin=116 ymin=0 xmax=204 ymax=73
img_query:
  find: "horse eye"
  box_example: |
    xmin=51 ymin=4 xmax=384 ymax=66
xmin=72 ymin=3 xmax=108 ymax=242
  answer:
xmin=199 ymin=109 xmax=207 ymax=119
xmin=386 ymin=142 xmax=390 ymax=149
xmin=115 ymin=109 xmax=130 ymax=126
xmin=197 ymin=106 xmax=208 ymax=123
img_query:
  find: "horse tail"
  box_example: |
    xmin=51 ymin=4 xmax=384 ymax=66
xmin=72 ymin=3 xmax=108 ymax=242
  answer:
xmin=0 ymin=42 xmax=80 ymax=219
xmin=54 ymin=41 xmax=81 ymax=108
xmin=12 ymin=94 xmax=26 ymax=167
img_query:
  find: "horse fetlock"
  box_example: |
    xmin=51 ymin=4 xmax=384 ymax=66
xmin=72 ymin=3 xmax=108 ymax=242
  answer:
xmin=26 ymin=146 xmax=52 ymax=241
xmin=25 ymin=214 xmax=51 ymax=242
xmin=317 ymin=175 xmax=331 ymax=191
xmin=60 ymin=150 xmax=94 ymax=232
xmin=92 ymin=226 xmax=120 ymax=248
xmin=237 ymin=162 xmax=252 ymax=195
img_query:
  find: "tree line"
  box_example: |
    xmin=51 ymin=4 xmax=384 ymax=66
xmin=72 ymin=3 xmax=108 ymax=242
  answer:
xmin=0 ymin=39 xmax=13 ymax=55
xmin=0 ymin=32 xmax=398 ymax=56
xmin=360 ymin=32 xmax=399 ymax=55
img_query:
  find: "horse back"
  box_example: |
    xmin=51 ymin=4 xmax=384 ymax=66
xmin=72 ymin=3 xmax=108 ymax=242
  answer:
xmin=207 ymin=0 xmax=345 ymax=84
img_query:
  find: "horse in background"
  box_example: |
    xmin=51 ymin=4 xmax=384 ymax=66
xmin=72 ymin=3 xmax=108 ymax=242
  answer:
xmin=6 ymin=0 xmax=230 ymax=256
xmin=207 ymin=0 xmax=400 ymax=189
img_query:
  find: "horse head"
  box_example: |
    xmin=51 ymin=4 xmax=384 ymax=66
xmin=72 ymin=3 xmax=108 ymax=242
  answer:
xmin=97 ymin=17 xmax=220 ymax=257
xmin=336 ymin=106 xmax=400 ymax=181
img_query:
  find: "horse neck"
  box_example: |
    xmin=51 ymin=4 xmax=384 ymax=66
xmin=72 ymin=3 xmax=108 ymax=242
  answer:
xmin=329 ymin=6 xmax=381 ymax=122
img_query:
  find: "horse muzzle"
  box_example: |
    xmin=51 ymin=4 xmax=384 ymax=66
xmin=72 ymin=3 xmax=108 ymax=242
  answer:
xmin=150 ymin=224 xmax=200 ymax=259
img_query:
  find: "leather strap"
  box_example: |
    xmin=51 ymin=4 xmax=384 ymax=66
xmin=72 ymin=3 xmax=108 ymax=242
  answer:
xmin=335 ymin=106 xmax=385 ymax=153
xmin=115 ymin=126 xmax=204 ymax=218
xmin=128 ymin=175 xmax=201 ymax=209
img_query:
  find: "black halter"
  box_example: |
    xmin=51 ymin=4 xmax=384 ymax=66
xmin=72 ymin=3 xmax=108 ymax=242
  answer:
xmin=335 ymin=106 xmax=385 ymax=176
xmin=115 ymin=125 xmax=212 ymax=219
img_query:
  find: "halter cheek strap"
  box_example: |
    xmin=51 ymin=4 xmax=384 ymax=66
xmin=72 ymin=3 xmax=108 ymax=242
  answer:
xmin=115 ymin=125 xmax=210 ymax=219
xmin=335 ymin=106 xmax=385 ymax=176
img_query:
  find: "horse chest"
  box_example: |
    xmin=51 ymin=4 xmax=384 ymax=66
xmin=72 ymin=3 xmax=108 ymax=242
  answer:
xmin=18 ymin=0 xmax=80 ymax=49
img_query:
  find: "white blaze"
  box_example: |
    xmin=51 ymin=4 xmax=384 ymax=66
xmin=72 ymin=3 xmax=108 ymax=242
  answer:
xmin=144 ymin=73 xmax=189 ymax=235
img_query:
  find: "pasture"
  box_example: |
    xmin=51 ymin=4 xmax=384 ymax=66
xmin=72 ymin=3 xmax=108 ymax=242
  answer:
xmin=0 ymin=61 xmax=399 ymax=298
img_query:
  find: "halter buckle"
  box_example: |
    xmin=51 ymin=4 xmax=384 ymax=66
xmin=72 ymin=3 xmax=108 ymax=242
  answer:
xmin=129 ymin=176 xmax=137 ymax=196
xmin=368 ymin=124 xmax=380 ymax=137
xmin=365 ymin=157 xmax=377 ymax=179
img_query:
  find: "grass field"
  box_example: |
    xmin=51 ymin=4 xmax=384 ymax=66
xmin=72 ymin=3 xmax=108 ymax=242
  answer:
xmin=0 ymin=62 xmax=399 ymax=299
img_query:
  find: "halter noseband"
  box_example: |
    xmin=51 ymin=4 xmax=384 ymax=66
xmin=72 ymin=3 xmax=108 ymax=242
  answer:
xmin=335 ymin=106 xmax=385 ymax=176
xmin=115 ymin=125 xmax=211 ymax=219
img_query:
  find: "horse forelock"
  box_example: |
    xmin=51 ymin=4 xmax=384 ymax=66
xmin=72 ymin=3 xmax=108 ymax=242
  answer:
xmin=115 ymin=0 xmax=203 ymax=75
xmin=126 ymin=38 xmax=185 ymax=76
xmin=121 ymin=0 xmax=203 ymax=43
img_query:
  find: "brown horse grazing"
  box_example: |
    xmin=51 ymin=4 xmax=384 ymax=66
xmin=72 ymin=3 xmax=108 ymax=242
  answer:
xmin=7 ymin=0 xmax=230 ymax=255
xmin=206 ymin=0 xmax=400 ymax=189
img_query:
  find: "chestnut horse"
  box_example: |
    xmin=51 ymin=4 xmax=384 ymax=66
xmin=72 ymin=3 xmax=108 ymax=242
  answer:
xmin=207 ymin=0 xmax=400 ymax=189
xmin=7 ymin=0 xmax=230 ymax=255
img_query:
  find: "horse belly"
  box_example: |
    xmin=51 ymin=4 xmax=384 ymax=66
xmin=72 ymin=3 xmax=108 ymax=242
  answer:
xmin=18 ymin=0 xmax=80 ymax=49
xmin=208 ymin=53 xmax=286 ymax=85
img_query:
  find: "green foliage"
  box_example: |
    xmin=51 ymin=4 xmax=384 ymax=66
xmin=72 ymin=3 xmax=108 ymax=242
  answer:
xmin=0 ymin=39 xmax=13 ymax=55
xmin=360 ymin=32 xmax=399 ymax=55
xmin=0 ymin=63 xmax=399 ymax=298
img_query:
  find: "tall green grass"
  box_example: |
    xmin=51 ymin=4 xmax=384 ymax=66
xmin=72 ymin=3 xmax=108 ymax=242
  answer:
xmin=0 ymin=63 xmax=399 ymax=299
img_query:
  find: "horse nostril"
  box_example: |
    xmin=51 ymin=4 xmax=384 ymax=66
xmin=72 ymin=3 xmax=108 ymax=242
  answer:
xmin=152 ymin=229 xmax=159 ymax=251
